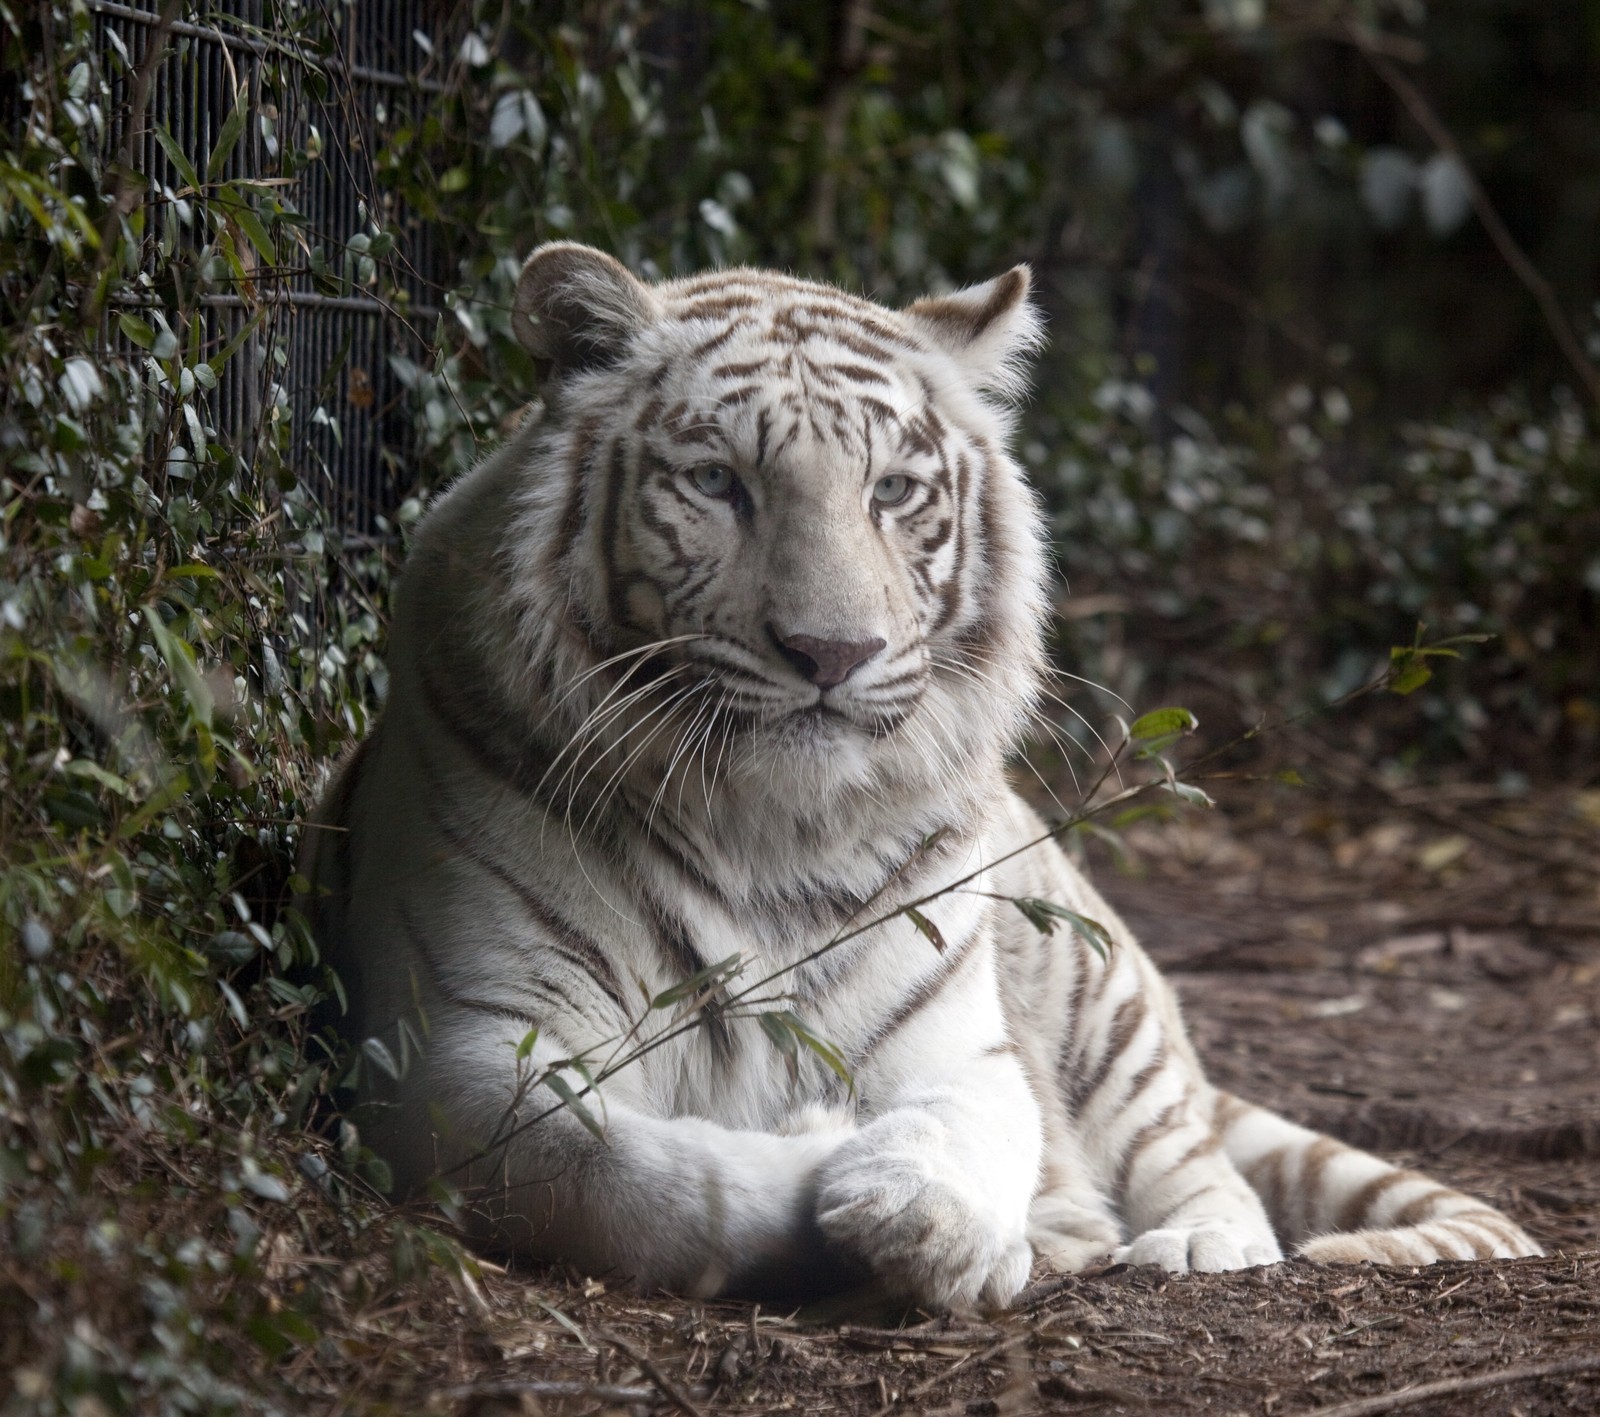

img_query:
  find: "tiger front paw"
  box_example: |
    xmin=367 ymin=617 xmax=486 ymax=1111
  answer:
xmin=1114 ymin=1223 xmax=1282 ymax=1273
xmin=815 ymin=1118 xmax=1031 ymax=1310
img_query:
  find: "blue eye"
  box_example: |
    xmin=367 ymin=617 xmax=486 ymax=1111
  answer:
xmin=689 ymin=464 xmax=737 ymax=499
xmin=872 ymin=474 xmax=913 ymax=507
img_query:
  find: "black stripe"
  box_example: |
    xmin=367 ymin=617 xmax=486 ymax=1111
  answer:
xmin=551 ymin=417 xmax=598 ymax=569
xmin=417 ymin=659 xmax=552 ymax=802
xmin=853 ymin=922 xmax=984 ymax=1065
xmin=407 ymin=732 xmax=632 ymax=1018
xmin=629 ymin=807 xmax=734 ymax=910
xmin=398 ymin=902 xmax=544 ymax=1032
xmin=599 ymin=436 xmax=634 ymax=633
xmin=638 ymin=892 xmax=733 ymax=1060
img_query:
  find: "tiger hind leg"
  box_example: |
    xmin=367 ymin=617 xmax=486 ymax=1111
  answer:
xmin=1211 ymin=1090 xmax=1543 ymax=1264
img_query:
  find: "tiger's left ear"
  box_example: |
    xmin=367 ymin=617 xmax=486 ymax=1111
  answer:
xmin=903 ymin=265 xmax=1044 ymax=401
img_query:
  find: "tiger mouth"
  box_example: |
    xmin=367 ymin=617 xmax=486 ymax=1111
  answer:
xmin=671 ymin=653 xmax=919 ymax=737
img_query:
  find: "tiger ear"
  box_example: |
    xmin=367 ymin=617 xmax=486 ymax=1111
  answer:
xmin=903 ymin=265 xmax=1044 ymax=400
xmin=512 ymin=242 xmax=661 ymax=372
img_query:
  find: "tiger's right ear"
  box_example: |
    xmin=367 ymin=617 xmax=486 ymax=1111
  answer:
xmin=512 ymin=242 xmax=661 ymax=372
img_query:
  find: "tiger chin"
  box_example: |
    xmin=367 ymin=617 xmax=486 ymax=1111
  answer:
xmin=302 ymin=242 xmax=1541 ymax=1311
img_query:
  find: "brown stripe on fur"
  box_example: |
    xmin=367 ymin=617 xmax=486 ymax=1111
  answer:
xmin=829 ymin=360 xmax=893 ymax=386
xmin=599 ymin=436 xmax=634 ymax=634
xmin=1067 ymin=991 xmax=1148 ymax=1117
xmin=414 ymin=777 xmax=631 ymax=1018
xmin=1168 ymin=1123 xmax=1224 ymax=1176
xmin=1211 ymin=1092 xmax=1248 ymax=1132
xmin=853 ymin=927 xmax=984 ymax=1066
xmin=686 ymin=321 xmax=744 ymax=361
xmin=675 ymin=294 xmax=762 ymax=320
xmin=634 ymin=395 xmax=665 ymax=432
xmin=929 ymin=446 xmax=969 ymax=636
xmin=416 ymin=660 xmax=548 ymax=801
xmin=1421 ymin=1218 xmax=1489 ymax=1260
xmin=1061 ymin=945 xmax=1098 ymax=1055
xmin=1390 ymin=1185 xmax=1457 ymax=1228
xmin=1123 ymin=1049 xmax=1167 ymax=1105
xmin=1443 ymin=1209 xmax=1528 ymax=1254
xmin=1335 ymin=1167 xmax=1416 ymax=1232
xmin=710 ymin=358 xmax=771 ymax=379
xmin=1296 ymin=1136 xmax=1345 ymax=1236
xmin=668 ymin=422 xmax=720 ymax=446
xmin=1114 ymin=1098 xmax=1185 ymax=1193
xmin=1245 ymin=1145 xmax=1291 ymax=1227
xmin=1150 ymin=1181 xmax=1227 ymax=1231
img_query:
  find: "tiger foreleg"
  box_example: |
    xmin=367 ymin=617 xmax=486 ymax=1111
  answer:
xmin=1054 ymin=952 xmax=1282 ymax=1274
xmin=399 ymin=1018 xmax=856 ymax=1297
xmin=1108 ymin=1085 xmax=1284 ymax=1272
xmin=814 ymin=957 xmax=1043 ymax=1310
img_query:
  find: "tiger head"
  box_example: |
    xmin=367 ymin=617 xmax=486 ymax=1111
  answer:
xmin=436 ymin=243 xmax=1051 ymax=824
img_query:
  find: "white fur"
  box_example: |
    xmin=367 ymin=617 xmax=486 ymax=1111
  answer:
xmin=303 ymin=248 xmax=1539 ymax=1310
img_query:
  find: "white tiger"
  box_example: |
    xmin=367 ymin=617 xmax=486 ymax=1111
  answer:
xmin=302 ymin=242 xmax=1540 ymax=1309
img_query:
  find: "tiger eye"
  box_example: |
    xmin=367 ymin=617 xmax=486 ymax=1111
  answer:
xmin=689 ymin=464 xmax=737 ymax=499
xmin=872 ymin=473 xmax=912 ymax=507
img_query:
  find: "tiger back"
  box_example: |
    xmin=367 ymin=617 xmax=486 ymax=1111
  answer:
xmin=303 ymin=242 xmax=1540 ymax=1308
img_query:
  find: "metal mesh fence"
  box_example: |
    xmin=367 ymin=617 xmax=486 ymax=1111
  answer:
xmin=92 ymin=0 xmax=454 ymax=534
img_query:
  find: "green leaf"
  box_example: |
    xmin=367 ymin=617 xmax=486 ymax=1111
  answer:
xmin=1389 ymin=658 xmax=1433 ymax=695
xmin=1011 ymin=898 xmax=1114 ymax=959
xmin=758 ymin=1010 xmax=855 ymax=1096
xmin=651 ymin=951 xmax=743 ymax=1009
xmin=117 ymin=312 xmax=156 ymax=349
xmin=208 ymin=87 xmax=249 ymax=178
xmin=218 ymin=186 xmax=276 ymax=264
xmin=542 ymin=1072 xmax=607 ymax=1142
xmin=1129 ymin=707 xmax=1198 ymax=741
xmin=759 ymin=1009 xmax=799 ymax=1061
xmin=143 ymin=606 xmax=214 ymax=728
xmin=361 ymin=1036 xmax=400 ymax=1080
xmin=904 ymin=905 xmax=947 ymax=953
xmin=153 ymin=121 xmax=201 ymax=191
xmin=1165 ymin=781 xmax=1215 ymax=807
xmin=206 ymin=930 xmax=257 ymax=965
xmin=515 ymin=1027 xmax=539 ymax=1061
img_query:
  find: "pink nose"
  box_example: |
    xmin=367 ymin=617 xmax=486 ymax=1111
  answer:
xmin=771 ymin=629 xmax=887 ymax=688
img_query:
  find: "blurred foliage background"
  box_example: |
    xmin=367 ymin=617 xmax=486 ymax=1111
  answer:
xmin=2 ymin=0 xmax=1598 ymax=1410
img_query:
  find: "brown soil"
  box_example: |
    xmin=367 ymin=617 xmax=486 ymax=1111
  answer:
xmin=403 ymin=782 xmax=1600 ymax=1416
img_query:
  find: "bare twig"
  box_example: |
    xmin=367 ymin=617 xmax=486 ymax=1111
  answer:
xmin=899 ymin=1332 xmax=1029 ymax=1400
xmin=438 ymin=1378 xmax=660 ymax=1404
xmin=1347 ymin=19 xmax=1600 ymax=409
xmin=1289 ymin=1353 xmax=1600 ymax=1417
xmin=599 ymin=1329 xmax=706 ymax=1417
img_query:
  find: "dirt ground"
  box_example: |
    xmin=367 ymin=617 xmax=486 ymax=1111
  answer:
xmin=404 ymin=770 xmax=1600 ymax=1417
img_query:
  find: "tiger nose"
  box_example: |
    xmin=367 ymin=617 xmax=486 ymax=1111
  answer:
xmin=770 ymin=627 xmax=887 ymax=689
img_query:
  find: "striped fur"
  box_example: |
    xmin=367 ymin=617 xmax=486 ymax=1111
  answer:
xmin=303 ymin=243 xmax=1539 ymax=1309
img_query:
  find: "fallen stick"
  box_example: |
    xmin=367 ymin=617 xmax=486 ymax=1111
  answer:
xmin=439 ymin=1378 xmax=659 ymax=1404
xmin=1292 ymin=1353 xmax=1600 ymax=1417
